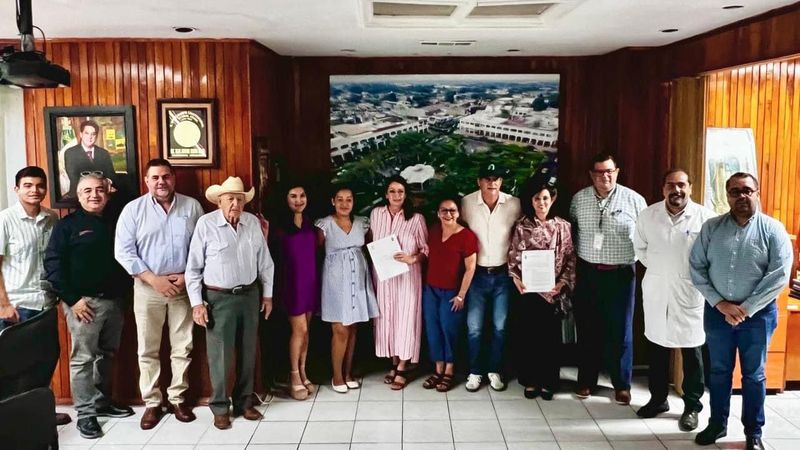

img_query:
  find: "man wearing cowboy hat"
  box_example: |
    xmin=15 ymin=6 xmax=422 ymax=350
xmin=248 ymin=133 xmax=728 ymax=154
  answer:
xmin=185 ymin=176 xmax=275 ymax=430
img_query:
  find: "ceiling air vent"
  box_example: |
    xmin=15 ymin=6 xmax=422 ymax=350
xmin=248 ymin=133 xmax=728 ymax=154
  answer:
xmin=373 ymin=2 xmax=458 ymax=16
xmin=420 ymin=40 xmax=476 ymax=46
xmin=468 ymin=3 xmax=554 ymax=17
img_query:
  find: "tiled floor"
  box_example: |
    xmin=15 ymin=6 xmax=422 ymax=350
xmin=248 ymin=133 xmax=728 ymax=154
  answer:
xmin=55 ymin=368 xmax=800 ymax=450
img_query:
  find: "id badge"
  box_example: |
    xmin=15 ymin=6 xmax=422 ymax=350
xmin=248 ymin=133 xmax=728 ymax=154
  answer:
xmin=593 ymin=232 xmax=604 ymax=250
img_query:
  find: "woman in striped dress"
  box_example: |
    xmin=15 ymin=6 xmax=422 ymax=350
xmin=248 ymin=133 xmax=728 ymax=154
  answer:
xmin=316 ymin=186 xmax=379 ymax=393
xmin=369 ymin=176 xmax=428 ymax=390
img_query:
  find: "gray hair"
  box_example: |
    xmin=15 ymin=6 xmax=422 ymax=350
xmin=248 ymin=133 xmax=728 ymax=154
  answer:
xmin=76 ymin=172 xmax=108 ymax=191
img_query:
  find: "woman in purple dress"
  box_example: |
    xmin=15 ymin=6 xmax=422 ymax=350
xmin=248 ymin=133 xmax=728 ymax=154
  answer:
xmin=269 ymin=183 xmax=320 ymax=400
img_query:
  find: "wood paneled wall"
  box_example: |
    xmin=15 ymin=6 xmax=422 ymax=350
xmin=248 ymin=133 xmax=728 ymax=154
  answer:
xmin=705 ymin=57 xmax=800 ymax=235
xmin=19 ymin=39 xmax=284 ymax=403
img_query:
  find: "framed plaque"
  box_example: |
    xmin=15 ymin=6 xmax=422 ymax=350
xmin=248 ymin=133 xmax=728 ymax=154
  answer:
xmin=158 ymin=99 xmax=217 ymax=167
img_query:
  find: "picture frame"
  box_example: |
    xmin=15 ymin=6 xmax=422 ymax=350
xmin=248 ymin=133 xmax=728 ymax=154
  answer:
xmin=43 ymin=105 xmax=138 ymax=209
xmin=158 ymin=98 xmax=217 ymax=167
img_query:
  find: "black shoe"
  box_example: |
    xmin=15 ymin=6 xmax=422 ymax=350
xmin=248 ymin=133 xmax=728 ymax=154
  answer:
xmin=76 ymin=417 xmax=103 ymax=439
xmin=96 ymin=403 xmax=134 ymax=418
xmin=55 ymin=412 xmax=72 ymax=425
xmin=540 ymin=389 xmax=554 ymax=401
xmin=678 ymin=409 xmax=699 ymax=431
xmin=694 ymin=422 xmax=727 ymax=445
xmin=636 ymin=400 xmax=669 ymax=418
xmin=745 ymin=436 xmax=765 ymax=450
xmin=524 ymin=387 xmax=540 ymax=399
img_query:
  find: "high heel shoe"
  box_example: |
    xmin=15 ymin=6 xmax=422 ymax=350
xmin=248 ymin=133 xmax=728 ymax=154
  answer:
xmin=299 ymin=365 xmax=315 ymax=394
xmin=289 ymin=370 xmax=309 ymax=400
xmin=345 ymin=379 xmax=361 ymax=389
xmin=331 ymin=380 xmax=348 ymax=393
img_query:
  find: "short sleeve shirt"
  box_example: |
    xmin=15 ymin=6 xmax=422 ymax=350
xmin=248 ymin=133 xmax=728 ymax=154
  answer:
xmin=426 ymin=223 xmax=479 ymax=290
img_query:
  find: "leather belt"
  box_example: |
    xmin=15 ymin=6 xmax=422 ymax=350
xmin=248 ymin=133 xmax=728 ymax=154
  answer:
xmin=204 ymin=284 xmax=253 ymax=295
xmin=476 ymin=265 xmax=507 ymax=274
xmin=580 ymin=259 xmax=627 ymax=271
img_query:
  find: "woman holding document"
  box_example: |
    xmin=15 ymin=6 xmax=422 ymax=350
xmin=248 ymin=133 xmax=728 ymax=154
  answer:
xmin=422 ymin=198 xmax=478 ymax=392
xmin=507 ymin=181 xmax=576 ymax=400
xmin=316 ymin=186 xmax=379 ymax=393
xmin=369 ymin=176 xmax=428 ymax=390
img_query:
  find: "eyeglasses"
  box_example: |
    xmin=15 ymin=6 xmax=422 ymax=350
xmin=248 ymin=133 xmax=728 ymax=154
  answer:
xmin=438 ymin=208 xmax=458 ymax=215
xmin=80 ymin=170 xmax=104 ymax=177
xmin=591 ymin=168 xmax=617 ymax=177
xmin=727 ymin=188 xmax=757 ymax=197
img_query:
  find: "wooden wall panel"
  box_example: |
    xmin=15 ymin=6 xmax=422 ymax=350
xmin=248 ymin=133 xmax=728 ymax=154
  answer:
xmin=704 ymin=56 xmax=800 ymax=234
xmin=19 ymin=39 xmax=284 ymax=403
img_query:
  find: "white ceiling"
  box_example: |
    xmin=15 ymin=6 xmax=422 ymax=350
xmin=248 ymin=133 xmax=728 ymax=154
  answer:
xmin=0 ymin=0 xmax=794 ymax=57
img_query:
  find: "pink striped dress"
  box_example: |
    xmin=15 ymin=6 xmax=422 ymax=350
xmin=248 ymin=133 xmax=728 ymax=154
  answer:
xmin=369 ymin=206 xmax=429 ymax=363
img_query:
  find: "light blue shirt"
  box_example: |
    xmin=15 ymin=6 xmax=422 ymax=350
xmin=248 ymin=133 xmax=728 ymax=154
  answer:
xmin=689 ymin=211 xmax=793 ymax=316
xmin=185 ymin=210 xmax=274 ymax=307
xmin=115 ymin=193 xmax=204 ymax=276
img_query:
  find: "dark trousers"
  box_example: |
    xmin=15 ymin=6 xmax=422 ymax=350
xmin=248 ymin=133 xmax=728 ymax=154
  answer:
xmin=575 ymin=261 xmax=636 ymax=390
xmin=0 ymin=306 xmax=42 ymax=331
xmin=647 ymin=340 xmax=704 ymax=412
xmin=205 ymin=287 xmax=260 ymax=416
xmin=514 ymin=294 xmax=561 ymax=391
xmin=705 ymin=301 xmax=777 ymax=438
xmin=423 ymin=286 xmax=465 ymax=364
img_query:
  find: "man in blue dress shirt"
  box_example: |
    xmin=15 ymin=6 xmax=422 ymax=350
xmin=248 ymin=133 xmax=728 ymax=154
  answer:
xmin=690 ymin=172 xmax=793 ymax=450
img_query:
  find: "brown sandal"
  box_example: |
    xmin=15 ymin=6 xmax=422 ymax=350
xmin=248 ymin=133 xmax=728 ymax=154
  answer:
xmin=390 ymin=369 xmax=410 ymax=390
xmin=436 ymin=374 xmax=454 ymax=392
xmin=422 ymin=373 xmax=442 ymax=390
xmin=384 ymin=365 xmax=398 ymax=384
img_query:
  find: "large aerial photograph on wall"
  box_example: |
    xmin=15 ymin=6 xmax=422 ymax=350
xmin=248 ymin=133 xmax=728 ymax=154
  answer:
xmin=330 ymin=74 xmax=560 ymax=216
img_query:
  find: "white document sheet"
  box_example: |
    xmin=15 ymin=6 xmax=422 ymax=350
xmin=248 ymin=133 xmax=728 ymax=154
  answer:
xmin=521 ymin=249 xmax=555 ymax=293
xmin=367 ymin=234 xmax=409 ymax=282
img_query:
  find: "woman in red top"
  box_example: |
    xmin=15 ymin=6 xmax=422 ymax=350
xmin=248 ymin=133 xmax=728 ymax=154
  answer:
xmin=422 ymin=198 xmax=479 ymax=392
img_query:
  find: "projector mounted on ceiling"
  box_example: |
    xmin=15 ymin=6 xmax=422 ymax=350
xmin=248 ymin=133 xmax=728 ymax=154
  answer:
xmin=0 ymin=0 xmax=70 ymax=88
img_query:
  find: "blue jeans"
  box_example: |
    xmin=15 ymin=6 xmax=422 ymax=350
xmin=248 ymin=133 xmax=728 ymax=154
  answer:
xmin=423 ymin=286 xmax=466 ymax=364
xmin=0 ymin=306 xmax=42 ymax=331
xmin=466 ymin=269 xmax=511 ymax=375
xmin=705 ymin=300 xmax=777 ymax=438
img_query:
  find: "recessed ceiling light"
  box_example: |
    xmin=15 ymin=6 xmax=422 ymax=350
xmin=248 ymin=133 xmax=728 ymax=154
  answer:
xmin=660 ymin=28 xmax=679 ymax=33
xmin=507 ymin=49 xmax=521 ymax=53
xmin=722 ymin=5 xmax=744 ymax=9
xmin=173 ymin=27 xmax=196 ymax=33
xmin=340 ymin=49 xmax=357 ymax=53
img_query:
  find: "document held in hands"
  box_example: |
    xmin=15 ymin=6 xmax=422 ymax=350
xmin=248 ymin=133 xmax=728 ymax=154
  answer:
xmin=367 ymin=234 xmax=409 ymax=282
xmin=521 ymin=250 xmax=555 ymax=293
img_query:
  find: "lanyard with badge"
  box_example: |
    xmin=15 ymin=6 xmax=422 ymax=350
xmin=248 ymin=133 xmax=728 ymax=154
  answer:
xmin=593 ymin=190 xmax=615 ymax=251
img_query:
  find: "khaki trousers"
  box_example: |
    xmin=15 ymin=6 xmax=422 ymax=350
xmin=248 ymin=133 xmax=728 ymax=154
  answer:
xmin=133 ymin=278 xmax=194 ymax=407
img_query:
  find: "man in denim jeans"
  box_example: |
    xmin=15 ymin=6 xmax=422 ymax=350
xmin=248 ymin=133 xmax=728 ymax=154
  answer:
xmin=690 ymin=172 xmax=792 ymax=450
xmin=460 ymin=163 xmax=520 ymax=392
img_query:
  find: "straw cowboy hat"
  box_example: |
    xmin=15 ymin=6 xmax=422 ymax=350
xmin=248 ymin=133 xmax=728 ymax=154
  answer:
xmin=205 ymin=176 xmax=255 ymax=204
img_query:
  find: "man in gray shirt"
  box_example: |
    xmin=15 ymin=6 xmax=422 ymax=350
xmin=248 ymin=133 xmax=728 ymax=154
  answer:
xmin=690 ymin=173 xmax=792 ymax=450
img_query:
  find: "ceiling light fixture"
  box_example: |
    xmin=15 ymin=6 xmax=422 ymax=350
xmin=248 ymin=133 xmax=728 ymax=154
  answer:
xmin=340 ymin=49 xmax=357 ymax=53
xmin=507 ymin=49 xmax=521 ymax=52
xmin=722 ymin=5 xmax=744 ymax=9
xmin=660 ymin=28 xmax=679 ymax=33
xmin=173 ymin=27 xmax=196 ymax=33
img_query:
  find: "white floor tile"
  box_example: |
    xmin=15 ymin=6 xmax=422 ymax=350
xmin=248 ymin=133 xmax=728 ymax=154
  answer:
xmin=350 ymin=444 xmax=401 ymax=450
xmin=96 ymin=421 xmax=159 ymax=445
xmin=596 ymin=418 xmax=657 ymax=441
xmin=549 ymin=418 xmax=605 ymax=442
xmin=262 ymin=400 xmax=313 ymax=421
xmin=455 ymin=443 xmax=508 ymax=450
xmin=446 ymin=386 xmax=492 ymax=401
xmin=538 ymin=398 xmax=591 ymax=419
xmin=557 ymin=442 xmax=613 ymax=450
xmin=300 ymin=420 xmax=354 ymax=443
xmin=609 ymin=440 xmax=665 ymax=449
xmin=762 ymin=414 xmax=800 ymax=438
xmin=403 ymin=420 xmax=453 ymax=443
xmin=643 ymin=417 xmax=696 ymax=440
xmin=142 ymin=446 xmax=194 ymax=450
xmin=403 ymin=443 xmax=455 ymax=450
xmin=308 ymin=401 xmax=357 ymax=421
xmin=358 ymin=383 xmax=404 ymax=401
xmin=146 ymin=420 xmax=209 ymax=445
xmin=448 ymin=400 xmax=497 ymax=420
xmin=355 ymin=400 xmax=403 ymax=420
xmin=404 ymin=400 xmax=450 ymax=420
xmin=499 ymin=418 xmax=555 ymax=442
xmin=451 ymin=419 xmax=504 ymax=443
xmin=404 ymin=383 xmax=446 ymax=400
xmin=505 ymin=443 xmax=562 ymax=450
xmin=197 ymin=420 xmax=258 ymax=445
xmin=244 ymin=445 xmax=298 ymax=450
xmin=194 ymin=445 xmax=246 ymax=450
xmin=249 ymin=421 xmax=305 ymax=444
xmin=493 ymin=400 xmax=545 ymax=420
xmin=91 ymin=446 xmax=143 ymax=450
xmin=314 ymin=384 xmax=360 ymax=402
xmin=351 ymin=420 xmax=402 ymax=442
xmin=765 ymin=438 xmax=800 ymax=450
xmin=297 ymin=445 xmax=348 ymax=450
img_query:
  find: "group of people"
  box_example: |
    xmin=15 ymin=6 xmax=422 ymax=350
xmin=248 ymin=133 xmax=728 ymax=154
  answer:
xmin=0 ymin=153 xmax=792 ymax=450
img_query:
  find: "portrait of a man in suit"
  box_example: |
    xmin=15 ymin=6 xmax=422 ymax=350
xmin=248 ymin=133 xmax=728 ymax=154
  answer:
xmin=63 ymin=120 xmax=119 ymax=198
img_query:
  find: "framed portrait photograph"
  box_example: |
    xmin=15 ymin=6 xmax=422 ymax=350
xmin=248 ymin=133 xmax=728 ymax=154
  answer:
xmin=158 ymin=99 xmax=217 ymax=167
xmin=43 ymin=105 xmax=138 ymax=209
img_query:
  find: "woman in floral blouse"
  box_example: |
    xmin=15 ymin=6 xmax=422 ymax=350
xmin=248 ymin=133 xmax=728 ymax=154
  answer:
xmin=507 ymin=181 xmax=576 ymax=400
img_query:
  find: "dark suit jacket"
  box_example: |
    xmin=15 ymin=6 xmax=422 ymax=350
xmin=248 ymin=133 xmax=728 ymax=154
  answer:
xmin=63 ymin=145 xmax=118 ymax=198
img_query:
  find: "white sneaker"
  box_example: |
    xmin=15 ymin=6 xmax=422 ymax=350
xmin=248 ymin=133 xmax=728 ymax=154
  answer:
xmin=488 ymin=372 xmax=506 ymax=391
xmin=465 ymin=374 xmax=482 ymax=392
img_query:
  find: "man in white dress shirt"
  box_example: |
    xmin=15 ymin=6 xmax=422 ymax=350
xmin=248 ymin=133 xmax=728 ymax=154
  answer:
xmin=185 ymin=176 xmax=274 ymax=430
xmin=460 ymin=163 xmax=521 ymax=392
xmin=634 ymin=169 xmax=716 ymax=430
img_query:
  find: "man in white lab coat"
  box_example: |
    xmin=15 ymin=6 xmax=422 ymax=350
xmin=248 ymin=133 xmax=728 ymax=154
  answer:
xmin=633 ymin=169 xmax=716 ymax=431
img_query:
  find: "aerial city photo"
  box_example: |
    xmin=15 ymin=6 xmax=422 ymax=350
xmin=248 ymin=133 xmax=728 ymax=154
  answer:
xmin=329 ymin=74 xmax=560 ymax=216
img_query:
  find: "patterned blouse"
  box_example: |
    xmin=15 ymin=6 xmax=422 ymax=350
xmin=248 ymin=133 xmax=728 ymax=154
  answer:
xmin=507 ymin=215 xmax=577 ymax=303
